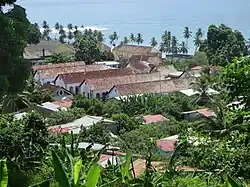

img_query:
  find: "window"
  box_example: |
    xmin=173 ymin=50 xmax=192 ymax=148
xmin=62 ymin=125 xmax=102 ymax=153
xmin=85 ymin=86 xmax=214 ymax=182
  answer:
xmin=102 ymin=92 xmax=106 ymax=99
xmin=69 ymin=86 xmax=74 ymax=93
xmin=58 ymin=89 xmax=64 ymax=96
xmin=96 ymin=93 xmax=100 ymax=99
xmin=75 ymin=86 xmax=79 ymax=94
xmin=87 ymin=93 xmax=90 ymax=98
xmin=83 ymin=92 xmax=85 ymax=96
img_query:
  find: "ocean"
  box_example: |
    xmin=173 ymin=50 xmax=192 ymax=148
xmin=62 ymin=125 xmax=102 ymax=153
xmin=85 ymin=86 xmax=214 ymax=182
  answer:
xmin=18 ymin=0 xmax=250 ymax=53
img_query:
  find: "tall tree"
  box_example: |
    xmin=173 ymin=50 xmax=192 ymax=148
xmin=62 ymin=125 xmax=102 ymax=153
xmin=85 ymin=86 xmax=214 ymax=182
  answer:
xmin=199 ymin=24 xmax=245 ymax=66
xmin=67 ymin=23 xmax=73 ymax=31
xmin=42 ymin=20 xmax=51 ymax=40
xmin=183 ymin=26 xmax=192 ymax=48
xmin=58 ymin=25 xmax=66 ymax=44
xmin=171 ymin=36 xmax=178 ymax=54
xmin=150 ymin=37 xmax=157 ymax=47
xmin=121 ymin=37 xmax=129 ymax=45
xmin=136 ymin=33 xmax=144 ymax=45
xmin=73 ymin=25 xmax=80 ymax=38
xmin=96 ymin=31 xmax=104 ymax=43
xmin=178 ymin=41 xmax=188 ymax=54
xmin=109 ymin=31 xmax=118 ymax=45
xmin=28 ymin=23 xmax=41 ymax=44
xmin=162 ymin=30 xmax=171 ymax=53
xmin=74 ymin=34 xmax=102 ymax=64
xmin=129 ymin=33 xmax=135 ymax=44
xmin=193 ymin=28 xmax=203 ymax=52
xmin=0 ymin=4 xmax=32 ymax=109
xmin=54 ymin=22 xmax=60 ymax=39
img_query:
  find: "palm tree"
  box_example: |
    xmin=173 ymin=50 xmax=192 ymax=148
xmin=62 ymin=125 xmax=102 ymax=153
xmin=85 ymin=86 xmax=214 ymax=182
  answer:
xmin=171 ymin=36 xmax=178 ymax=54
xmin=129 ymin=33 xmax=135 ymax=44
xmin=183 ymin=26 xmax=192 ymax=48
xmin=159 ymin=42 xmax=165 ymax=52
xmin=193 ymin=28 xmax=203 ymax=52
xmin=73 ymin=25 xmax=80 ymax=38
xmin=122 ymin=37 xmax=129 ymax=44
xmin=162 ymin=31 xmax=171 ymax=53
xmin=178 ymin=41 xmax=188 ymax=54
xmin=96 ymin=31 xmax=104 ymax=43
xmin=109 ymin=31 xmax=119 ymax=45
xmin=68 ymin=31 xmax=73 ymax=44
xmin=59 ymin=25 xmax=66 ymax=44
xmin=54 ymin=22 xmax=60 ymax=39
xmin=67 ymin=23 xmax=73 ymax=31
xmin=136 ymin=33 xmax=144 ymax=45
xmin=150 ymin=37 xmax=158 ymax=47
xmin=42 ymin=20 xmax=51 ymax=40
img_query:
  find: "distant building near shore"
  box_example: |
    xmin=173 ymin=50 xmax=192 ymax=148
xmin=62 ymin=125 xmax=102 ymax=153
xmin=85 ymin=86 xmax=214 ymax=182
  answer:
xmin=112 ymin=44 xmax=161 ymax=60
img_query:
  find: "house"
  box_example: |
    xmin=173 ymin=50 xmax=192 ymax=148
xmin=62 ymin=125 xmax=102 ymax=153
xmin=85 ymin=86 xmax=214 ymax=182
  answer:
xmin=179 ymin=88 xmax=219 ymax=97
xmin=42 ymin=83 xmax=74 ymax=101
xmin=182 ymin=108 xmax=216 ymax=121
xmin=127 ymin=60 xmax=156 ymax=74
xmin=142 ymin=114 xmax=168 ymax=124
xmin=95 ymin=61 xmax=120 ymax=69
xmin=126 ymin=55 xmax=163 ymax=73
xmin=54 ymin=68 xmax=136 ymax=95
xmin=81 ymin=72 xmax=168 ymax=99
xmin=33 ymin=63 xmax=109 ymax=85
xmin=112 ymin=44 xmax=160 ymax=60
xmin=48 ymin=115 xmax=116 ymax=134
xmin=25 ymin=40 xmax=75 ymax=64
xmin=156 ymin=135 xmax=179 ymax=156
xmin=107 ymin=77 xmax=194 ymax=99
xmin=129 ymin=54 xmax=162 ymax=66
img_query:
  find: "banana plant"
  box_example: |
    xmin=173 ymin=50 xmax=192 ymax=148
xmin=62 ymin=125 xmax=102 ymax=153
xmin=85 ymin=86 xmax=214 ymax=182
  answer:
xmin=226 ymin=176 xmax=245 ymax=187
xmin=0 ymin=160 xmax=8 ymax=187
xmin=51 ymin=150 xmax=101 ymax=187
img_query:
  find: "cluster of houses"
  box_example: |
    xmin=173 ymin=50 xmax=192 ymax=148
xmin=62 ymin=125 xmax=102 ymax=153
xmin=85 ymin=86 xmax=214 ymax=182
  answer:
xmin=20 ymin=42 xmax=222 ymax=170
xmin=31 ymin=43 xmax=210 ymax=101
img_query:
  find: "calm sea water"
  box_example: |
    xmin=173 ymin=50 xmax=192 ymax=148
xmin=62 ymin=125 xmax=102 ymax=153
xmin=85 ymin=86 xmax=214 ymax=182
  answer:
xmin=18 ymin=0 xmax=250 ymax=53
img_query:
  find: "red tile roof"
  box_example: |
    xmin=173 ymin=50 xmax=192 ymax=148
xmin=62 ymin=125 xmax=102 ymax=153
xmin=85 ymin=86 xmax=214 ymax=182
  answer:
xmin=35 ymin=64 xmax=110 ymax=78
xmin=86 ymin=72 xmax=164 ymax=92
xmin=52 ymin=100 xmax=72 ymax=108
xmin=42 ymin=83 xmax=60 ymax=93
xmin=49 ymin=127 xmax=71 ymax=134
xmin=59 ymin=68 xmax=135 ymax=84
xmin=196 ymin=109 xmax=215 ymax=118
xmin=156 ymin=139 xmax=177 ymax=152
xmin=191 ymin=66 xmax=202 ymax=70
xmin=112 ymin=77 xmax=194 ymax=96
xmin=32 ymin=61 xmax=86 ymax=70
xmin=143 ymin=115 xmax=167 ymax=124
xmin=114 ymin=44 xmax=159 ymax=54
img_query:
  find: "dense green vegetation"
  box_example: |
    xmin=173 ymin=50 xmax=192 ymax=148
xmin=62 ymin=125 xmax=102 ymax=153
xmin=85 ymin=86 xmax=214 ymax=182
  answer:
xmin=1 ymin=0 xmax=250 ymax=186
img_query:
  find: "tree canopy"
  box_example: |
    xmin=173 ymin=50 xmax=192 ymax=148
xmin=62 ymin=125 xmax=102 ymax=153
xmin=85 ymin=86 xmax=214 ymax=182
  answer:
xmin=200 ymin=24 xmax=245 ymax=66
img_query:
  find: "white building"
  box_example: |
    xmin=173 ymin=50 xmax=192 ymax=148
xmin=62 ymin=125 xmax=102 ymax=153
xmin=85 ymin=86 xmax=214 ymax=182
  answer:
xmin=32 ymin=62 xmax=109 ymax=85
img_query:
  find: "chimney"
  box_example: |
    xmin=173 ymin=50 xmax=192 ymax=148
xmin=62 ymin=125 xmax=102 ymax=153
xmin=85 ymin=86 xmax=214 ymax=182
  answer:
xmin=42 ymin=49 xmax=45 ymax=57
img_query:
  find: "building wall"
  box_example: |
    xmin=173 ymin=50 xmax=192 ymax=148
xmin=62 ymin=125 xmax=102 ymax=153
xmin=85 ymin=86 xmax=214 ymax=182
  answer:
xmin=107 ymin=87 xmax=120 ymax=98
xmin=183 ymin=112 xmax=201 ymax=121
xmin=54 ymin=76 xmax=66 ymax=88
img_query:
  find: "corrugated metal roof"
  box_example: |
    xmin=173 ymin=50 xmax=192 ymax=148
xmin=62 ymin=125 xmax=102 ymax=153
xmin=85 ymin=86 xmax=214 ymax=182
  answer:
xmin=180 ymin=88 xmax=219 ymax=97
xmin=143 ymin=114 xmax=167 ymax=124
xmin=48 ymin=115 xmax=114 ymax=134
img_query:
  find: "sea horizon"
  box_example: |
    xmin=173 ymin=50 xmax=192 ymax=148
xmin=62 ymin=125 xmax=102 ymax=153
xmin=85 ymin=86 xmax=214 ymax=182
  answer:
xmin=15 ymin=0 xmax=250 ymax=53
